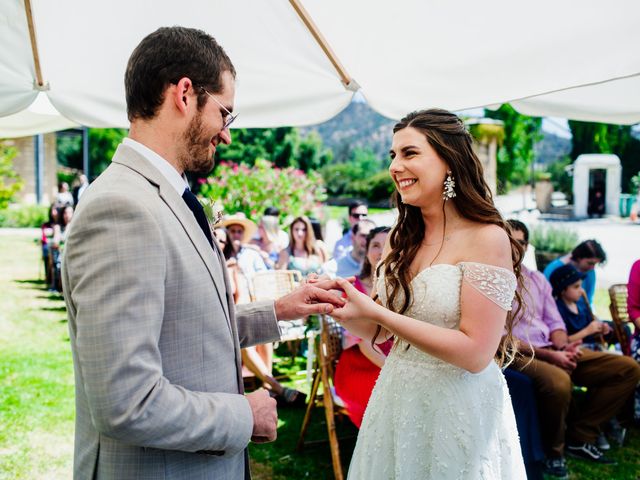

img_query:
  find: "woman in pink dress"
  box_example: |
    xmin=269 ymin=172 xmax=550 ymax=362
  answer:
xmin=334 ymin=226 xmax=392 ymax=427
xmin=627 ymin=259 xmax=640 ymax=420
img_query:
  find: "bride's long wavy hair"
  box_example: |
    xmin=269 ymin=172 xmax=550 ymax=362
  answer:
xmin=374 ymin=108 xmax=525 ymax=367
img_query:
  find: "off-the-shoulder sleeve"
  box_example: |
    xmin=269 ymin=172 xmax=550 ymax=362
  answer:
xmin=460 ymin=262 xmax=517 ymax=311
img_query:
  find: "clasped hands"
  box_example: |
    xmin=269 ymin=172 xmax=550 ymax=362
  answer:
xmin=275 ymin=274 xmax=381 ymax=325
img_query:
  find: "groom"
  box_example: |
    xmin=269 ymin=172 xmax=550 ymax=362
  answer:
xmin=62 ymin=26 xmax=344 ymax=479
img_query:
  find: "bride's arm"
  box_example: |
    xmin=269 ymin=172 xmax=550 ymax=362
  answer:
xmin=332 ymin=228 xmax=513 ymax=373
xmin=335 ymin=238 xmax=392 ymax=344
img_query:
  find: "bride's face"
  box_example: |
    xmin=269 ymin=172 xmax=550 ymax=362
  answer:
xmin=389 ymin=127 xmax=449 ymax=208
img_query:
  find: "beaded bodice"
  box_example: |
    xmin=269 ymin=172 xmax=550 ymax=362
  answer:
xmin=377 ymin=262 xmax=516 ymax=361
xmin=348 ymin=262 xmax=525 ymax=479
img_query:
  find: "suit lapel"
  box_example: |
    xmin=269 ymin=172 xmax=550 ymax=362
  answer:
xmin=111 ymin=145 xmax=233 ymax=334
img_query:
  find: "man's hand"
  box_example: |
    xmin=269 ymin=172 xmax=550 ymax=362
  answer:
xmin=549 ymin=350 xmax=577 ymax=373
xmin=246 ymin=389 xmax=277 ymax=443
xmin=563 ymin=340 xmax=583 ymax=359
xmin=274 ymin=279 xmax=348 ymax=320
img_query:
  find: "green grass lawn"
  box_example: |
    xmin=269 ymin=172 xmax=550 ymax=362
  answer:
xmin=0 ymin=233 xmax=74 ymax=479
xmin=0 ymin=230 xmax=638 ymax=479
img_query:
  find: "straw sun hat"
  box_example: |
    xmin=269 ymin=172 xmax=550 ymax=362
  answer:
xmin=219 ymin=214 xmax=258 ymax=243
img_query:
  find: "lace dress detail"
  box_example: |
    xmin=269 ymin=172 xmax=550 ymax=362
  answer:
xmin=347 ymin=263 xmax=525 ymax=480
xmin=460 ymin=262 xmax=517 ymax=311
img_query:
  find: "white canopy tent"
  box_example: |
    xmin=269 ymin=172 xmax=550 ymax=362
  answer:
xmin=1 ymin=0 xmax=639 ymax=137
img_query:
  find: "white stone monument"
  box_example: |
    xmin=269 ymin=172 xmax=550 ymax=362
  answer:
xmin=572 ymin=154 xmax=621 ymax=218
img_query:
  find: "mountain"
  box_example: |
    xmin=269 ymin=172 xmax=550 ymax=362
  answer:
xmin=303 ymin=101 xmax=573 ymax=169
xmin=301 ymin=102 xmax=396 ymax=162
xmin=534 ymin=131 xmax=572 ymax=166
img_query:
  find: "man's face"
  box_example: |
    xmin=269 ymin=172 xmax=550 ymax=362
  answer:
xmin=179 ymin=71 xmax=235 ymax=175
xmin=353 ymin=223 xmax=373 ymax=259
xmin=349 ymin=205 xmax=368 ymax=227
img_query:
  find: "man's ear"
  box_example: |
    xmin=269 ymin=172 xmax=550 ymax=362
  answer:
xmin=173 ymin=77 xmax=193 ymax=115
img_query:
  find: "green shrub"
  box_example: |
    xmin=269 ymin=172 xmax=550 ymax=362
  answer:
xmin=0 ymin=140 xmax=23 ymax=210
xmin=0 ymin=204 xmax=48 ymax=228
xmin=545 ymin=156 xmax=573 ymax=203
xmin=529 ymin=225 xmax=579 ymax=253
xmin=57 ymin=169 xmax=78 ymax=186
xmin=199 ymin=159 xmax=326 ymax=223
xmin=631 ymin=171 xmax=640 ymax=195
xmin=349 ymin=171 xmax=395 ymax=204
xmin=321 ymin=163 xmax=362 ymax=198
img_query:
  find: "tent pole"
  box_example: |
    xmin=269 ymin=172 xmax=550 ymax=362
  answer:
xmin=288 ymin=0 xmax=354 ymax=89
xmin=24 ymin=0 xmax=45 ymax=88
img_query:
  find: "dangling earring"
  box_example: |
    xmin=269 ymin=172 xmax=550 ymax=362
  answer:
xmin=443 ymin=171 xmax=456 ymax=200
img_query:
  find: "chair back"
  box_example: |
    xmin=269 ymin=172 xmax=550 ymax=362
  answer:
xmin=251 ymin=269 xmax=302 ymax=301
xmin=608 ymin=283 xmax=632 ymax=355
xmin=320 ymin=315 xmax=343 ymax=382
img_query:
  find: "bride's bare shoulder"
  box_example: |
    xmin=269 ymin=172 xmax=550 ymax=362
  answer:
xmin=460 ymin=223 xmax=512 ymax=270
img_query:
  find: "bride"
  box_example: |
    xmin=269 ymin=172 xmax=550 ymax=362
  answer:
xmin=331 ymin=109 xmax=527 ymax=479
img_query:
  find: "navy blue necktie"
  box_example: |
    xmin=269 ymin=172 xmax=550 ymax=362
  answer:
xmin=182 ymin=188 xmax=214 ymax=250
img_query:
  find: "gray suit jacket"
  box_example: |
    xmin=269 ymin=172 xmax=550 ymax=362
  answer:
xmin=62 ymin=144 xmax=281 ymax=479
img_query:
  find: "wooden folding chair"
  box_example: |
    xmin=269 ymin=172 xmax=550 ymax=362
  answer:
xmin=297 ymin=315 xmax=349 ymax=480
xmin=608 ymin=284 xmax=632 ymax=356
xmin=251 ymin=269 xmax=302 ymax=302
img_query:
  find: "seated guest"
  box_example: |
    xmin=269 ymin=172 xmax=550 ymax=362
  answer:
xmin=333 ymin=200 xmax=368 ymax=261
xmin=543 ymin=239 xmax=606 ymax=305
xmin=220 ymin=214 xmax=267 ymax=303
xmin=309 ymin=217 xmax=330 ymax=263
xmin=334 ymin=226 xmax=392 ymax=428
xmin=324 ymin=219 xmax=376 ymax=279
xmin=277 ymin=216 xmax=326 ymax=277
xmin=50 ymin=204 xmax=74 ymax=292
xmin=263 ymin=206 xmax=289 ymax=248
xmin=627 ymin=259 xmax=640 ymax=421
xmin=251 ymin=215 xmax=287 ymax=269
xmin=550 ymin=264 xmax=613 ymax=350
xmin=506 ymin=220 xmax=640 ymax=479
xmin=503 ymin=368 xmax=545 ymax=480
xmin=55 ymin=181 xmax=74 ymax=206
xmin=41 ymin=203 xmax=60 ymax=288
xmin=220 ymin=216 xmax=305 ymax=407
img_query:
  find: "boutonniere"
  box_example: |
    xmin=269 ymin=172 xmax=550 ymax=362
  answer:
xmin=201 ymin=198 xmax=224 ymax=226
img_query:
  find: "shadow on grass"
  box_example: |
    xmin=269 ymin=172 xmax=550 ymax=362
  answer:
xmin=14 ymin=279 xmax=46 ymax=286
xmin=250 ymin=404 xmax=358 ymax=480
xmin=41 ymin=306 xmax=67 ymax=312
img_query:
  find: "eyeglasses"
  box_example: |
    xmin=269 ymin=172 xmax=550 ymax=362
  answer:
xmin=350 ymin=213 xmax=368 ymax=219
xmin=200 ymin=87 xmax=238 ymax=130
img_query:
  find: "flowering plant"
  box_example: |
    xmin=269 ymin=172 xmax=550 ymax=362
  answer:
xmin=199 ymin=159 xmax=326 ymax=223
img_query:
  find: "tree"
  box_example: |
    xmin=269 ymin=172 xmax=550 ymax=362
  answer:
xmin=568 ymin=120 xmax=640 ymax=192
xmin=0 ymin=140 xmax=24 ymax=210
xmin=88 ymin=128 xmax=128 ymax=176
xmin=484 ymin=104 xmax=542 ymax=192
xmin=215 ymin=127 xmax=331 ymax=171
xmin=56 ymin=128 xmax=128 ymax=179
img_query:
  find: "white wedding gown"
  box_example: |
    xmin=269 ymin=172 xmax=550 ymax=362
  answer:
xmin=347 ymin=262 xmax=526 ymax=480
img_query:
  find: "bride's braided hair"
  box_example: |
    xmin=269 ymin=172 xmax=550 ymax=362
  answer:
xmin=372 ymin=108 xmax=525 ymax=367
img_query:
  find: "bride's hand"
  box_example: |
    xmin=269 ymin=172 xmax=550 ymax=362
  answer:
xmin=330 ymin=278 xmax=381 ymax=325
